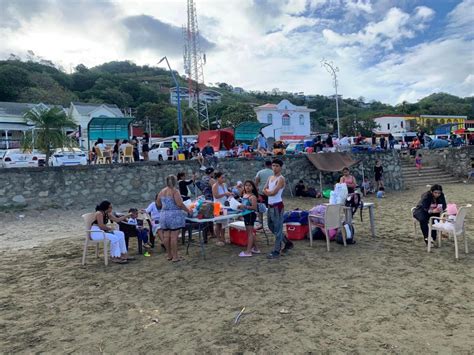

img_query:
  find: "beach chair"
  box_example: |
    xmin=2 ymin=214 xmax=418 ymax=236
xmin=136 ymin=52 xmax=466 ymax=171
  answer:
xmin=95 ymin=148 xmax=106 ymax=164
xmin=121 ymin=145 xmax=134 ymax=163
xmin=81 ymin=213 xmax=109 ymax=266
xmin=308 ymin=204 xmax=343 ymax=251
xmin=428 ymin=204 xmax=472 ymax=259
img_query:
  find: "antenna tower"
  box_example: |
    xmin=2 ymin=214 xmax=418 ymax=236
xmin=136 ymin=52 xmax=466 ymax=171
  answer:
xmin=183 ymin=0 xmax=209 ymax=129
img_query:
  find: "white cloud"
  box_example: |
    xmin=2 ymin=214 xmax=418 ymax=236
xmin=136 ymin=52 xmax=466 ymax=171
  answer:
xmin=345 ymin=0 xmax=373 ymax=14
xmin=446 ymin=0 xmax=474 ymax=35
xmin=0 ymin=0 xmax=471 ymax=105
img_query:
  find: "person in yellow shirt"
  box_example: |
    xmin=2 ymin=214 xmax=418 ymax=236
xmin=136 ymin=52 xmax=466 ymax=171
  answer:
xmin=171 ymin=138 xmax=179 ymax=160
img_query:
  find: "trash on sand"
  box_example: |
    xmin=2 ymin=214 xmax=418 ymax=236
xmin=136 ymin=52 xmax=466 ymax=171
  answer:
xmin=279 ymin=308 xmax=290 ymax=314
xmin=234 ymin=307 xmax=245 ymax=324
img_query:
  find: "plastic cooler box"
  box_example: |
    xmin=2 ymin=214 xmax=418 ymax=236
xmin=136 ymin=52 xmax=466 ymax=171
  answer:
xmin=229 ymin=221 xmax=248 ymax=246
xmin=286 ymin=222 xmax=309 ymax=240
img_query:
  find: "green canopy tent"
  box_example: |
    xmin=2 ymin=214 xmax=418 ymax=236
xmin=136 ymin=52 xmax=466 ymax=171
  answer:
xmin=234 ymin=121 xmax=271 ymax=142
xmin=87 ymin=116 xmax=135 ymax=151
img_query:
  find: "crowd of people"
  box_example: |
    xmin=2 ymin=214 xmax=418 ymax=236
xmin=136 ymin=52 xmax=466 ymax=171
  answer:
xmin=91 ymin=158 xmax=296 ymax=264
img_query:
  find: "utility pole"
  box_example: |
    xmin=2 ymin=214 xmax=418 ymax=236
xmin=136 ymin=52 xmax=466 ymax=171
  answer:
xmin=158 ymin=57 xmax=183 ymax=147
xmin=321 ymin=59 xmax=341 ymax=139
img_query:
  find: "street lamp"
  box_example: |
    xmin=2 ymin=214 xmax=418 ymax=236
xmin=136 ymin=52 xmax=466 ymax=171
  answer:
xmin=158 ymin=56 xmax=183 ymax=148
xmin=321 ymin=59 xmax=341 ymax=139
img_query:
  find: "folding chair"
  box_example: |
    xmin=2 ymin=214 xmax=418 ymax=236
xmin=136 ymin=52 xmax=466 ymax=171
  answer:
xmin=308 ymin=204 xmax=343 ymax=251
xmin=428 ymin=204 xmax=472 ymax=259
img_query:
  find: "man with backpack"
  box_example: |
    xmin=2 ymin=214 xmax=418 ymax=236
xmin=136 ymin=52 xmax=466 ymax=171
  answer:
xmin=263 ymin=158 xmax=294 ymax=259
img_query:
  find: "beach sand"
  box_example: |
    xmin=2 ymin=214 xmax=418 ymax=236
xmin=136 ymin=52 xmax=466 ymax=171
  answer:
xmin=0 ymin=184 xmax=473 ymax=353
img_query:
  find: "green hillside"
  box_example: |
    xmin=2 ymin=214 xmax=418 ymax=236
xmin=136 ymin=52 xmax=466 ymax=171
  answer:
xmin=0 ymin=59 xmax=472 ymax=136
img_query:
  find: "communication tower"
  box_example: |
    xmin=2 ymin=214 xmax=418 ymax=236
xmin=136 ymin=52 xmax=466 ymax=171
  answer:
xmin=183 ymin=0 xmax=209 ymax=128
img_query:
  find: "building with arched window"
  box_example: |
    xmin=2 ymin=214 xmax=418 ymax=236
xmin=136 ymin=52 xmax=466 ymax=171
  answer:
xmin=254 ymin=99 xmax=315 ymax=140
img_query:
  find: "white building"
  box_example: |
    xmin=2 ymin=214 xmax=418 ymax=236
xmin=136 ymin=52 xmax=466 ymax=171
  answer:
xmin=169 ymin=87 xmax=222 ymax=106
xmin=373 ymin=115 xmax=417 ymax=134
xmin=0 ymin=102 xmax=67 ymax=149
xmin=254 ymin=99 xmax=315 ymax=141
xmin=69 ymin=102 xmax=124 ymax=147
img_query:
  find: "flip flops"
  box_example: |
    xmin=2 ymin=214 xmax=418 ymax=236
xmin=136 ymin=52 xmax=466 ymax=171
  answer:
xmin=251 ymin=248 xmax=261 ymax=254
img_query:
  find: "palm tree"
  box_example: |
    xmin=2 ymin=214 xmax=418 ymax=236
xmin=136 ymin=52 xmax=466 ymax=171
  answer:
xmin=22 ymin=107 xmax=77 ymax=166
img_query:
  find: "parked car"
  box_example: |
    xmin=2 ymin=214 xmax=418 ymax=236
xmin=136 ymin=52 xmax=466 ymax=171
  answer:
xmin=49 ymin=148 xmax=87 ymax=166
xmin=0 ymin=149 xmax=45 ymax=168
xmin=148 ymin=141 xmax=173 ymax=161
xmin=285 ymin=142 xmax=305 ymax=154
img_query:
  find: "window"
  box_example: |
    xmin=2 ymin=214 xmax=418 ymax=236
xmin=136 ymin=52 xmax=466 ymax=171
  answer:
xmin=267 ymin=113 xmax=273 ymax=124
xmin=387 ymin=123 xmax=390 ymax=130
xmin=400 ymin=121 xmax=404 ymax=128
xmin=299 ymin=114 xmax=304 ymax=125
xmin=282 ymin=114 xmax=290 ymax=126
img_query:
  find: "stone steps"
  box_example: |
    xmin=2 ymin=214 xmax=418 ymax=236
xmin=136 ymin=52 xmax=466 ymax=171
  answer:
xmin=400 ymin=159 xmax=461 ymax=188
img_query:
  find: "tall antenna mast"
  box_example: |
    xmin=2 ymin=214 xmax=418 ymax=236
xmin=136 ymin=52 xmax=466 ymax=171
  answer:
xmin=183 ymin=0 xmax=209 ymax=129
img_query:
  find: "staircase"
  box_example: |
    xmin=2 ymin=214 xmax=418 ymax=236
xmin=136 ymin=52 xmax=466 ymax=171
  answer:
xmin=400 ymin=156 xmax=461 ymax=188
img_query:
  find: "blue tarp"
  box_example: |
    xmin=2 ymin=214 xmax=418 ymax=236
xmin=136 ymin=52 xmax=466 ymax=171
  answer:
xmin=428 ymin=139 xmax=450 ymax=149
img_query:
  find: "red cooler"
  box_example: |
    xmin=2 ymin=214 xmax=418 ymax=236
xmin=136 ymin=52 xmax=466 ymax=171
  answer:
xmin=229 ymin=221 xmax=248 ymax=246
xmin=286 ymin=222 xmax=309 ymax=240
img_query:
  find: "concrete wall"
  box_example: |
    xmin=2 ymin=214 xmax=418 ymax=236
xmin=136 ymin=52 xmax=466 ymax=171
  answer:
xmin=0 ymin=152 xmax=403 ymax=210
xmin=418 ymin=146 xmax=474 ymax=178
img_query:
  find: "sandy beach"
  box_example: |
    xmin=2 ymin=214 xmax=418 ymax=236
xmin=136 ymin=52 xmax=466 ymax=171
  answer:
xmin=0 ymin=183 xmax=473 ymax=353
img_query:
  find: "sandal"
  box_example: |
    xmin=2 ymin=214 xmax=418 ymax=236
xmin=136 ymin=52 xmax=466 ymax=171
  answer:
xmin=251 ymin=248 xmax=261 ymax=254
xmin=126 ymin=256 xmax=136 ymax=261
xmin=172 ymin=257 xmax=184 ymax=262
xmin=215 ymin=241 xmax=225 ymax=247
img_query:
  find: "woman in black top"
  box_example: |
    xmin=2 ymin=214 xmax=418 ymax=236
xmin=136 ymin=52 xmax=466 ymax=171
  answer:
xmin=177 ymin=171 xmax=195 ymax=201
xmin=413 ymin=184 xmax=447 ymax=245
xmin=374 ymin=160 xmax=384 ymax=190
xmin=142 ymin=133 xmax=150 ymax=161
xmin=131 ymin=136 xmax=140 ymax=161
xmin=112 ymin=139 xmax=121 ymax=163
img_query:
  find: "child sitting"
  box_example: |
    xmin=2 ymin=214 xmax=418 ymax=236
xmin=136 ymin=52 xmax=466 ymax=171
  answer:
xmin=361 ymin=177 xmax=374 ymax=196
xmin=128 ymin=208 xmax=152 ymax=256
xmin=376 ymin=186 xmax=385 ymax=198
xmin=295 ymin=180 xmax=308 ymax=197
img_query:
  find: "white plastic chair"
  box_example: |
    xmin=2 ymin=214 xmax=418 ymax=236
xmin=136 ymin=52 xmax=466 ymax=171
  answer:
xmin=411 ymin=207 xmax=419 ymax=241
xmin=308 ymin=204 xmax=343 ymax=251
xmin=428 ymin=204 xmax=472 ymax=259
xmin=81 ymin=212 xmax=109 ymax=266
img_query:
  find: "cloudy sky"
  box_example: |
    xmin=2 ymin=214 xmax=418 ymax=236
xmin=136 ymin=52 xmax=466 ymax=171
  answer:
xmin=0 ymin=0 xmax=472 ymax=104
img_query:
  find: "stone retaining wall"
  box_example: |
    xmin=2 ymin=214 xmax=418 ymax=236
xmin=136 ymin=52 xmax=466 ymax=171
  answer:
xmin=0 ymin=152 xmax=403 ymax=209
xmin=418 ymin=146 xmax=474 ymax=178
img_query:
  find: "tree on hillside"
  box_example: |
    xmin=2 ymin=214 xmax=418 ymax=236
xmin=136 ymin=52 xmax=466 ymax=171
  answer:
xmin=216 ymin=103 xmax=257 ymax=128
xmin=0 ymin=64 xmax=31 ymax=101
xmin=22 ymin=107 xmax=77 ymax=165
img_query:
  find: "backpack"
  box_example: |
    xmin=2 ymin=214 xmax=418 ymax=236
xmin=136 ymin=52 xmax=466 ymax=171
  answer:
xmin=336 ymin=223 xmax=356 ymax=244
xmin=345 ymin=192 xmax=364 ymax=221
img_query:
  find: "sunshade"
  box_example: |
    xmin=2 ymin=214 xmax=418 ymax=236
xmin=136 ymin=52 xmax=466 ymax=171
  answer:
xmin=306 ymin=152 xmax=358 ymax=172
xmin=235 ymin=121 xmax=271 ymax=141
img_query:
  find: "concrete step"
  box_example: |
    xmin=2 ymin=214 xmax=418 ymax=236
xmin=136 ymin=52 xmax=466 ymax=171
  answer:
xmin=405 ymin=178 xmax=461 ymax=187
xmin=403 ymin=171 xmax=453 ymax=178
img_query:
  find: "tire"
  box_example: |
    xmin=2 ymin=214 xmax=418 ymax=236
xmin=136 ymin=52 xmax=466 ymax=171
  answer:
xmin=158 ymin=155 xmax=163 ymax=161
